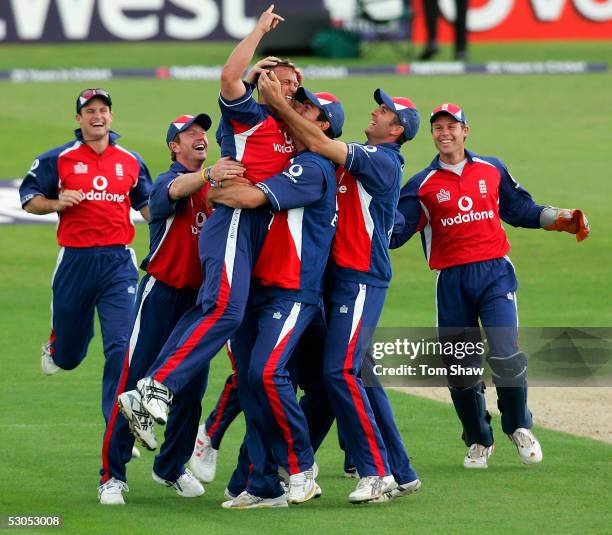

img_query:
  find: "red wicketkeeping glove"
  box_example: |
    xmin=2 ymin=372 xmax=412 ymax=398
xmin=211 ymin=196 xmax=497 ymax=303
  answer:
xmin=544 ymin=209 xmax=590 ymax=241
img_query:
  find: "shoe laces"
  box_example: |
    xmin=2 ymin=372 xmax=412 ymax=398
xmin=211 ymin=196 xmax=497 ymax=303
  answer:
xmin=143 ymin=379 xmax=173 ymax=404
xmin=356 ymin=476 xmax=381 ymax=491
xmin=102 ymin=478 xmax=129 ymax=493
xmin=468 ymin=444 xmax=489 ymax=458
xmin=513 ymin=429 xmax=535 ymax=449
xmin=235 ymin=492 xmax=263 ymax=505
xmin=178 ymin=469 xmax=197 ymax=485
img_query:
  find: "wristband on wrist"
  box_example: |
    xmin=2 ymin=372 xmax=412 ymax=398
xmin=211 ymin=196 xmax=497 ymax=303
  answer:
xmin=203 ymin=166 xmax=217 ymax=188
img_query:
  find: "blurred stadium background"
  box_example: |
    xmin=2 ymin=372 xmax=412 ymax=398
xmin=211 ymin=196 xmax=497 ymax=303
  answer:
xmin=1 ymin=1 xmax=611 ymax=533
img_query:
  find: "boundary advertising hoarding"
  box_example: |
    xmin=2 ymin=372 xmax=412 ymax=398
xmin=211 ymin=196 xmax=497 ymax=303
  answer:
xmin=0 ymin=0 xmax=611 ymax=43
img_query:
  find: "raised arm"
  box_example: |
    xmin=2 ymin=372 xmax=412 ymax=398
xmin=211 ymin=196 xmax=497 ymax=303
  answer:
xmin=220 ymin=5 xmax=284 ymax=101
xmin=258 ymin=72 xmax=348 ymax=165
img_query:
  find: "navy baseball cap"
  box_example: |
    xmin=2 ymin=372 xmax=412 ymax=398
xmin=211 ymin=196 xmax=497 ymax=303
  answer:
xmin=295 ymin=87 xmax=345 ymax=139
xmin=430 ymin=103 xmax=468 ymax=124
xmin=374 ymin=88 xmax=419 ymax=140
xmin=76 ymin=88 xmax=112 ymax=113
xmin=166 ymin=114 xmax=212 ymax=144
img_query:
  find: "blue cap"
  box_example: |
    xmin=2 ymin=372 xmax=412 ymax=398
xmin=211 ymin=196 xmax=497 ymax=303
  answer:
xmin=373 ymin=88 xmax=420 ymax=140
xmin=166 ymin=113 xmax=212 ymax=144
xmin=295 ymin=87 xmax=345 ymax=139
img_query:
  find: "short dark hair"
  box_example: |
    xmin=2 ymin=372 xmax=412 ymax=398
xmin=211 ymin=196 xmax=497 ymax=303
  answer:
xmin=253 ymin=59 xmax=298 ymax=87
xmin=316 ymin=109 xmax=335 ymax=139
xmin=390 ymin=115 xmax=407 ymax=146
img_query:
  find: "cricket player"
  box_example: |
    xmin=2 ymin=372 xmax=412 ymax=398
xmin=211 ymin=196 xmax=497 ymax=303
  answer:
xmin=99 ymin=114 xmax=244 ymax=504
xmin=19 ymin=87 xmax=152 ymax=428
xmin=188 ymin=54 xmax=295 ymax=485
xmin=125 ymin=6 xmax=299 ymax=434
xmin=390 ymin=103 xmax=590 ymax=468
xmin=259 ymin=75 xmax=421 ymax=503
xmin=206 ymin=87 xmax=343 ymax=509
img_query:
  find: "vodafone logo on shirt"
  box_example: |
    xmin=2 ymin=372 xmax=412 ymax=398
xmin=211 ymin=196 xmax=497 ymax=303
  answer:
xmin=82 ymin=175 xmax=126 ymax=203
xmin=440 ymin=195 xmax=494 ymax=227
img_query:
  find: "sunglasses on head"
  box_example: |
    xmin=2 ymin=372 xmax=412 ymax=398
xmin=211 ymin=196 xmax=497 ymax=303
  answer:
xmin=79 ymin=88 xmax=111 ymax=99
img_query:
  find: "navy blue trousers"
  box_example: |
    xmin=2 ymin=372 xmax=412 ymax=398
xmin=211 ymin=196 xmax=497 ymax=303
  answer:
xmin=146 ymin=206 xmax=270 ymax=393
xmin=100 ymin=275 xmax=209 ymax=483
xmin=49 ymin=245 xmax=138 ymax=423
xmin=204 ymin=345 xmax=241 ymax=450
xmin=436 ymin=257 xmax=533 ymax=446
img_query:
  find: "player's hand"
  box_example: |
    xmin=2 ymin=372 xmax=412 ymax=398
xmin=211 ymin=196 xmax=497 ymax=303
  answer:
xmin=245 ymin=56 xmax=282 ymax=84
xmin=258 ymin=71 xmax=284 ymax=108
xmin=54 ymin=189 xmax=83 ymax=211
xmin=210 ymin=157 xmax=246 ymax=183
xmin=255 ymin=5 xmax=284 ymax=35
xmin=206 ymin=186 xmax=219 ymax=208
xmin=544 ymin=208 xmax=590 ymax=241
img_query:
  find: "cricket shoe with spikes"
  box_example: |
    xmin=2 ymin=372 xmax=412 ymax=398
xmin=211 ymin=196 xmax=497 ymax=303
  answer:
xmin=189 ymin=424 xmax=218 ymax=483
xmin=222 ymin=491 xmax=288 ymax=509
xmin=41 ymin=343 xmax=60 ymax=375
xmin=118 ymin=390 xmax=158 ymax=451
xmin=464 ymin=443 xmax=495 ymax=469
xmin=510 ymin=428 xmax=543 ymax=464
xmin=348 ymin=476 xmax=386 ymax=504
xmin=152 ymin=469 xmax=204 ymax=498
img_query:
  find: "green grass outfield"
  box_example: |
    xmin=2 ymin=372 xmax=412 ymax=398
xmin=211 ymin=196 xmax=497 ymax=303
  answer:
xmin=0 ymin=42 xmax=611 ymax=534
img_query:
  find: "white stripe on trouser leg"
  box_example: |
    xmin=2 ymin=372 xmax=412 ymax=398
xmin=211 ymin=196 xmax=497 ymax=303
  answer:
xmin=49 ymin=247 xmax=65 ymax=327
xmin=350 ymin=284 xmax=367 ymax=340
xmin=275 ymin=302 xmax=302 ymax=346
xmin=224 ymin=209 xmax=241 ymax=287
xmin=127 ymin=276 xmax=157 ymax=365
xmin=127 ymin=247 xmax=138 ymax=271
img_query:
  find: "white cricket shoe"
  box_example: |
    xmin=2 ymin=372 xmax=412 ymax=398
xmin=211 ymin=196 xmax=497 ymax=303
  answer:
xmin=152 ymin=469 xmax=204 ymax=498
xmin=464 ymin=443 xmax=495 ymax=469
xmin=131 ymin=446 xmax=141 ymax=459
xmin=137 ymin=377 xmax=172 ymax=425
xmin=280 ymin=460 xmax=318 ymax=485
xmin=222 ymin=491 xmax=288 ymax=509
xmin=189 ymin=424 xmax=218 ymax=483
xmin=41 ymin=343 xmax=59 ymax=375
xmin=510 ymin=428 xmax=543 ymax=464
xmin=373 ymin=478 xmax=422 ymax=502
xmin=348 ymin=476 xmax=385 ymax=504
xmin=117 ymin=390 xmax=158 ymax=451
xmin=98 ymin=478 xmax=128 ymax=505
xmin=288 ymin=466 xmax=317 ymax=504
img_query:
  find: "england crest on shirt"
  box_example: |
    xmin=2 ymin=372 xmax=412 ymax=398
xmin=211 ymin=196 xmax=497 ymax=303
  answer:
xmin=436 ymin=189 xmax=451 ymax=203
xmin=74 ymin=162 xmax=88 ymax=174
